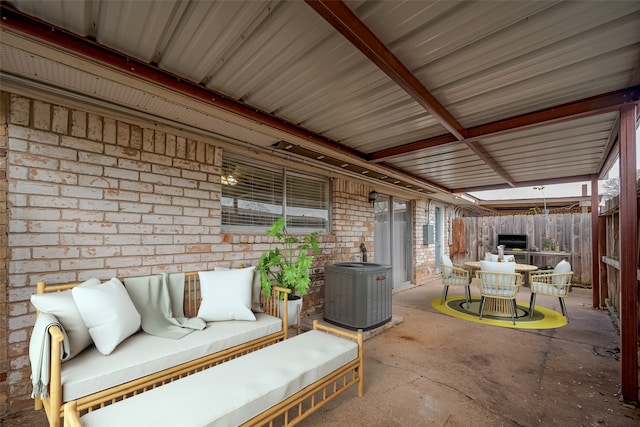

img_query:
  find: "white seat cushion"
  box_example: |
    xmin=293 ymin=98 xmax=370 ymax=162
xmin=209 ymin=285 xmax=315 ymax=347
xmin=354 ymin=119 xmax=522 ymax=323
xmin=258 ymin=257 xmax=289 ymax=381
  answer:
xmin=478 ymin=261 xmax=518 ymax=297
xmin=531 ymin=283 xmax=566 ymax=296
xmin=552 ymin=260 xmax=571 ymax=285
xmin=481 ymin=287 xmax=517 ymax=298
xmin=553 ymin=260 xmax=571 ymax=274
xmin=444 ymin=276 xmax=468 ymax=286
xmin=78 ymin=330 xmax=358 ymax=427
xmin=61 ymin=313 xmax=282 ymax=402
xmin=479 ymin=260 xmax=516 ymax=286
xmin=441 ymin=254 xmax=453 ymax=275
xmin=479 ymin=260 xmax=516 ymax=273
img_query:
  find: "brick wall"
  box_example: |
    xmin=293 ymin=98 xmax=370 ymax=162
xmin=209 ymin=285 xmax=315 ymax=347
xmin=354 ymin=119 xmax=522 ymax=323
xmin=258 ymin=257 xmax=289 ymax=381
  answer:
xmin=0 ymin=92 xmax=383 ymax=416
xmin=414 ymin=199 xmax=433 ymax=286
xmin=1 ymin=93 xmax=10 ymax=416
xmin=303 ymin=179 xmax=376 ymax=317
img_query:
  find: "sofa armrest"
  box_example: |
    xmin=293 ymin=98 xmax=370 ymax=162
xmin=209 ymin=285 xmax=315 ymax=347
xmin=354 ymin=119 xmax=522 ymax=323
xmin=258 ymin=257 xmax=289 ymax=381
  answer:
xmin=262 ymin=286 xmax=290 ymax=337
xmin=46 ymin=324 xmax=65 ymax=427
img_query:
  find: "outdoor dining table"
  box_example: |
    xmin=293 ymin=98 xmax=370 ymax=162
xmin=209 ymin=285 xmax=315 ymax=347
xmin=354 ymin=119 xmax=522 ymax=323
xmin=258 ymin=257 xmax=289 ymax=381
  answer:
xmin=463 ymin=261 xmax=539 ymax=274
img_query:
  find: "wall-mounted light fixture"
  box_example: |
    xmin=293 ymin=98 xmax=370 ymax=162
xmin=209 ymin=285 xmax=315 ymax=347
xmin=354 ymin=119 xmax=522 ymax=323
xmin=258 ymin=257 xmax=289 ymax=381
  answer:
xmin=368 ymin=190 xmax=378 ymax=205
xmin=221 ymin=175 xmax=238 ymax=186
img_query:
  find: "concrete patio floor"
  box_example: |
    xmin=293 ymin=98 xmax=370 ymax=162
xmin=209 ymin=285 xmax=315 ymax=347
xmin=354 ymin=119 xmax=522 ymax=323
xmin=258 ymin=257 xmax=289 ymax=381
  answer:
xmin=302 ymin=282 xmax=640 ymax=426
xmin=3 ymin=281 xmax=639 ymax=426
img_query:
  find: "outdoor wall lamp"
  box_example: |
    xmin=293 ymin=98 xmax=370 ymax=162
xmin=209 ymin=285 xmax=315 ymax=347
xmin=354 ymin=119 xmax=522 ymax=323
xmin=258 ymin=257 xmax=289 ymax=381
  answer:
xmin=220 ymin=175 xmax=238 ymax=186
xmin=368 ymin=190 xmax=378 ymax=205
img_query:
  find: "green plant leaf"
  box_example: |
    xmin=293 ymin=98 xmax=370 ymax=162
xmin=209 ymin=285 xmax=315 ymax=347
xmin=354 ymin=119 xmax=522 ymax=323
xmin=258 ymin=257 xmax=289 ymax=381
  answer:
xmin=257 ymin=217 xmax=321 ymax=297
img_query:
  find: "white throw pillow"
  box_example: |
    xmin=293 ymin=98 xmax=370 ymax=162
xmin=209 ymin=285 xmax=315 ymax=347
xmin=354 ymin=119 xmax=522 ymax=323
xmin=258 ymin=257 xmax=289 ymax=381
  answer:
xmin=442 ymin=254 xmax=453 ymax=266
xmin=553 ymin=260 xmax=571 ymax=274
xmin=30 ymin=277 xmax=100 ymax=360
xmin=480 ymin=260 xmax=516 ymax=273
xmin=72 ymin=278 xmax=141 ymax=355
xmin=197 ymin=267 xmax=256 ymax=321
xmin=441 ymin=254 xmax=453 ymax=275
xmin=552 ymin=260 xmax=572 ymax=285
xmin=479 ymin=260 xmax=517 ymax=287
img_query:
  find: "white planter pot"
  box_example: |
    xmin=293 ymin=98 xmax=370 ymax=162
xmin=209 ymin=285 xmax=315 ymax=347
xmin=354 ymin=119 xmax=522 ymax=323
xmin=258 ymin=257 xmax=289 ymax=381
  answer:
xmin=279 ymin=297 xmax=302 ymax=327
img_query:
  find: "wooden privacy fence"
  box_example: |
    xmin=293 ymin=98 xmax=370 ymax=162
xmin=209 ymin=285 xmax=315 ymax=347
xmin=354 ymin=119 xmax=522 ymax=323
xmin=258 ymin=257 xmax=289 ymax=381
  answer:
xmin=597 ymin=189 xmax=640 ymax=331
xmin=457 ymin=213 xmax=592 ymax=284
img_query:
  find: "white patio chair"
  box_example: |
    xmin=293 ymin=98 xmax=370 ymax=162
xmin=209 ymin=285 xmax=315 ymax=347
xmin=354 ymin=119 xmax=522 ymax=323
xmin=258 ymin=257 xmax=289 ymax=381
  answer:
xmin=439 ymin=254 xmax=471 ymax=308
xmin=476 ymin=261 xmax=522 ymax=325
xmin=529 ymin=260 xmax=573 ymax=321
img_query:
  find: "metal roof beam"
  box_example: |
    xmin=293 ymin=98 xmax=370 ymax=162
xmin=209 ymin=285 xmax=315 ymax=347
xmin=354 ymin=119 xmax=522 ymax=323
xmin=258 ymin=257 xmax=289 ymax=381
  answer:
xmin=466 ymin=86 xmax=640 ymax=140
xmin=451 ymin=174 xmax=594 ymax=193
xmin=464 ymin=141 xmax=516 ymax=188
xmin=305 ymin=0 xmax=466 ymax=141
xmin=368 ymin=134 xmax=458 ymax=162
xmin=370 ymin=86 xmax=640 ymax=161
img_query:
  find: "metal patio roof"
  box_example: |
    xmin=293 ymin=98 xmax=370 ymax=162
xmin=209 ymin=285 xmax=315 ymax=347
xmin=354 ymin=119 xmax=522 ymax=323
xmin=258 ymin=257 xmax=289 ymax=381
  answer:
xmin=1 ymin=0 xmax=639 ymax=207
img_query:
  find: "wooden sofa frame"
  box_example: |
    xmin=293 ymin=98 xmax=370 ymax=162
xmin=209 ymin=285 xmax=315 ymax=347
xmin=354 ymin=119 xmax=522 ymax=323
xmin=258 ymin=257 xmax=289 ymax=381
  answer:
xmin=34 ymin=271 xmax=290 ymax=427
xmin=63 ymin=320 xmax=364 ymax=427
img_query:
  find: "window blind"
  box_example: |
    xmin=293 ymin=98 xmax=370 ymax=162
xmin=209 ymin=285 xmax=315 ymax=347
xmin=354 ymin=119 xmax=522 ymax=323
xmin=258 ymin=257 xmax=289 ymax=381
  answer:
xmin=221 ymin=157 xmax=283 ymax=228
xmin=286 ymin=171 xmax=329 ymax=231
xmin=221 ymin=155 xmax=329 ymax=232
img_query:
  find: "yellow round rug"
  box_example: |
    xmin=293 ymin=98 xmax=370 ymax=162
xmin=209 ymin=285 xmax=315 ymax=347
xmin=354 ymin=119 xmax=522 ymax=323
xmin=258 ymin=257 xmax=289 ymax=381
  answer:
xmin=431 ymin=296 xmax=567 ymax=329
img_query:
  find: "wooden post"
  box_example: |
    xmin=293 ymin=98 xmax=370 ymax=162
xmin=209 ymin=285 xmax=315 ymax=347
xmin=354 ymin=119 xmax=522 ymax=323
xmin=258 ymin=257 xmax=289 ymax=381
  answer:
xmin=597 ymin=215 xmax=607 ymax=308
xmin=618 ymin=103 xmax=638 ymax=404
xmin=591 ymin=175 xmax=600 ymax=308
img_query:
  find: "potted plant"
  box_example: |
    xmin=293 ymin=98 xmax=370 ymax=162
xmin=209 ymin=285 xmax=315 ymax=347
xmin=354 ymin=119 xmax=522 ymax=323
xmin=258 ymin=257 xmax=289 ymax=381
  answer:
xmin=258 ymin=217 xmax=321 ymax=326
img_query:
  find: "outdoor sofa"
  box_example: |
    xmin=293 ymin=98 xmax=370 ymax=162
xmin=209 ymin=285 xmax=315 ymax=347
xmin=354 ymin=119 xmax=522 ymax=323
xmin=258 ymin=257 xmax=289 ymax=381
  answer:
xmin=29 ymin=267 xmax=289 ymax=427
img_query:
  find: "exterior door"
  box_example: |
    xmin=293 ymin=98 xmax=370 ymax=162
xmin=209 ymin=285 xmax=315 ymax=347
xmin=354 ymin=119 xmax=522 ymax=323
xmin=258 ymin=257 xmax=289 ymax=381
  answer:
xmin=374 ymin=195 xmax=412 ymax=288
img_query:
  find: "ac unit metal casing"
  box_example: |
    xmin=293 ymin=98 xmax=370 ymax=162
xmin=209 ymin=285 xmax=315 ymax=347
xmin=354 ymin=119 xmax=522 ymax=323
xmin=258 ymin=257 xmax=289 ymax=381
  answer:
xmin=324 ymin=262 xmax=392 ymax=330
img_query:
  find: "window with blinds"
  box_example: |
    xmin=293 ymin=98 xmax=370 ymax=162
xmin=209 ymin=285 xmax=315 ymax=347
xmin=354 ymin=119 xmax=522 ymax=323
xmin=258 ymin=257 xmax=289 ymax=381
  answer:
xmin=221 ymin=155 xmax=329 ymax=232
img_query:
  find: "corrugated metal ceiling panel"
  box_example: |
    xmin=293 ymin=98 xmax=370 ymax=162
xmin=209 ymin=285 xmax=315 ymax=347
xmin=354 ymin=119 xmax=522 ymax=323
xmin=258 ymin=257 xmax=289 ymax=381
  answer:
xmin=363 ymin=1 xmax=640 ymax=127
xmin=159 ymin=1 xmax=273 ymax=82
xmin=361 ymin=0 xmax=554 ymax=71
xmin=0 ymin=43 xmax=279 ymax=147
xmin=2 ymin=0 xmax=639 ymax=199
xmin=10 ymin=0 xmax=97 ymax=36
xmin=478 ymin=113 xmax=618 ymax=181
xmin=387 ymin=142 xmax=497 ymax=189
xmin=182 ymin=0 xmax=448 ymax=150
xmin=96 ymin=1 xmax=185 ymax=64
xmin=383 ymin=111 xmax=619 ymax=190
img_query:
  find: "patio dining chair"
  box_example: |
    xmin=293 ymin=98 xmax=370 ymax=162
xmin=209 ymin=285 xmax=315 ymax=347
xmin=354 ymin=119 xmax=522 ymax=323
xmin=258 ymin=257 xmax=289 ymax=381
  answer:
xmin=476 ymin=261 xmax=522 ymax=325
xmin=439 ymin=254 xmax=471 ymax=307
xmin=529 ymin=260 xmax=573 ymax=321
